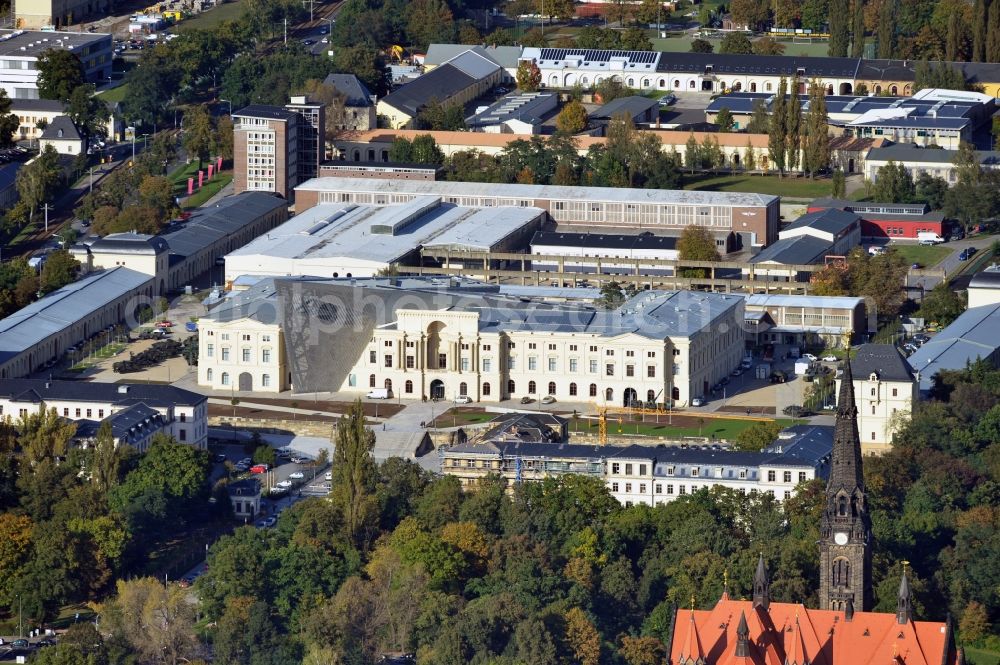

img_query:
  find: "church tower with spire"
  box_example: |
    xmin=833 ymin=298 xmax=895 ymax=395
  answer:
xmin=819 ymin=357 xmax=873 ymax=611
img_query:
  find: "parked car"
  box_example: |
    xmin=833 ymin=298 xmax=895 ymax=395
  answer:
xmin=264 ymin=516 xmax=277 ymax=527
xmin=802 ymin=353 xmax=818 ymax=361
xmin=289 ymin=471 xmax=305 ymax=479
xmin=455 ymin=395 xmax=472 ymax=404
xmin=911 ymin=263 xmax=922 ymax=269
xmin=12 ymin=639 xmax=29 ymax=648
xmin=821 ymin=355 xmax=838 ymax=362
xmin=325 ymin=472 xmax=333 ymax=481
xmin=731 ymin=367 xmax=743 ymax=376
xmin=691 ymin=397 xmax=705 ymax=407
xmin=215 ymin=453 xmax=226 ymax=463
xmin=155 ymin=320 xmax=173 ymax=327
xmin=185 ymin=321 xmax=198 ymax=332
xmin=541 ymin=395 xmax=556 ymax=404
xmin=275 ymin=480 xmax=293 ymax=488
xmin=740 ymin=359 xmax=753 ymax=369
xmin=658 ymin=93 xmax=676 ymax=106
xmin=269 ymin=486 xmax=288 ymax=495
xmin=290 ymin=455 xmax=307 ymax=464
xmin=250 ymin=464 xmax=269 ymax=474
xmin=520 ymin=396 xmax=533 ymax=404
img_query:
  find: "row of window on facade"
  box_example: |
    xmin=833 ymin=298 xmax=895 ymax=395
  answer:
xmin=610 ymin=481 xmax=792 ymax=500
xmin=206 ymin=368 xmax=272 ymax=388
xmin=366 ymin=373 xmax=664 ymax=402
xmin=372 ymin=352 xmax=663 ymax=377
xmin=206 ymin=345 xmax=273 ymax=363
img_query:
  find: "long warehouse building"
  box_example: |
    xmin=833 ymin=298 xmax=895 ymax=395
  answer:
xmin=224 ymin=196 xmax=545 ymax=281
xmin=294 ymin=177 xmax=781 ymax=247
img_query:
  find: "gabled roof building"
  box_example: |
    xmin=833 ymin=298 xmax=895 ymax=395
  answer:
xmin=0 ymin=378 xmax=207 ymax=448
xmin=906 ymin=301 xmax=1000 ymax=394
xmin=378 ymin=50 xmax=503 ymax=129
xmin=838 ymin=343 xmax=917 ymax=453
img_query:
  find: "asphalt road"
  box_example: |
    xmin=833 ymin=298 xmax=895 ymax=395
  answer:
xmin=16 ymin=141 xmax=150 ymax=261
xmin=904 ymin=236 xmax=996 ymax=292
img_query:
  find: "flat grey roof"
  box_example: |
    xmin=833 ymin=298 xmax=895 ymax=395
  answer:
xmin=744 ymin=293 xmax=864 ymax=309
xmin=0 ymin=379 xmax=204 ymax=406
xmin=750 ymin=235 xmax=832 ymax=265
xmin=591 ymin=95 xmax=659 ymax=120
xmin=867 ymin=144 xmax=1000 ymax=166
xmin=233 ymin=105 xmax=298 ymax=121
xmin=426 ymin=43 xmax=523 ymax=69
xmin=296 ymin=177 xmax=779 ymax=207
xmin=227 ymin=198 xmax=543 ymax=264
xmin=91 ymin=232 xmax=169 ymax=255
xmin=0 ymin=29 xmax=110 ymax=58
xmin=0 ymin=267 xmax=151 ymax=363
xmin=10 ymin=98 xmax=64 ymax=112
xmin=907 ymin=302 xmax=1000 ymax=392
xmin=782 ymin=208 xmax=859 ymax=235
xmin=208 ymin=276 xmax=743 ymax=341
xmin=160 ymin=192 xmax=287 ymax=260
xmin=969 ymin=269 xmax=1000 ymax=289
xmin=466 ymin=91 xmax=556 ymax=128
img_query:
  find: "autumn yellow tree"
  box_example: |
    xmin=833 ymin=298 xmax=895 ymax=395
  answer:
xmin=565 ymin=607 xmax=601 ymax=665
xmin=619 ymin=635 xmax=666 ymax=665
xmin=556 ymin=100 xmax=588 ymax=135
xmin=19 ymin=407 xmax=77 ymax=464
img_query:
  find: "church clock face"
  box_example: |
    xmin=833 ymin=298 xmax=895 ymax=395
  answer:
xmin=834 ymin=531 xmax=849 ymax=545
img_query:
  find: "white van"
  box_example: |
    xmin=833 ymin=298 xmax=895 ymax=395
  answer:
xmin=917 ymin=231 xmax=945 ymax=245
xmin=366 ymin=388 xmax=390 ymax=399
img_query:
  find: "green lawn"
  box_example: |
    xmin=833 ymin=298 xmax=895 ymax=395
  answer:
xmin=97 ymin=82 xmax=130 ymax=104
xmin=69 ymin=342 xmax=128 ymax=371
xmin=173 ymin=0 xmax=245 ymax=32
xmin=891 ymin=244 xmax=951 ymax=268
xmin=430 ymin=408 xmax=497 ymax=427
xmin=967 ymin=647 xmax=1000 ymax=665
xmin=652 ymin=33 xmax=832 ymax=57
xmin=183 ymin=173 xmax=233 ymax=209
xmin=170 ymin=160 xmax=205 ymax=195
xmin=576 ymin=416 xmax=802 ymax=440
xmin=684 ymin=173 xmax=832 ymax=199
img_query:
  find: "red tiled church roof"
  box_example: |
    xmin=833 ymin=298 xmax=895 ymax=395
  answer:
xmin=669 ymin=597 xmax=958 ymax=665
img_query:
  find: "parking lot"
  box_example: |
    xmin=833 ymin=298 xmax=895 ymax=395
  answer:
xmin=0 ymin=634 xmax=58 ymax=661
xmin=211 ymin=440 xmax=330 ymax=501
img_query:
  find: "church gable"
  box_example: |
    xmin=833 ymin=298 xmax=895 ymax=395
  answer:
xmin=666 ymin=360 xmax=958 ymax=665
